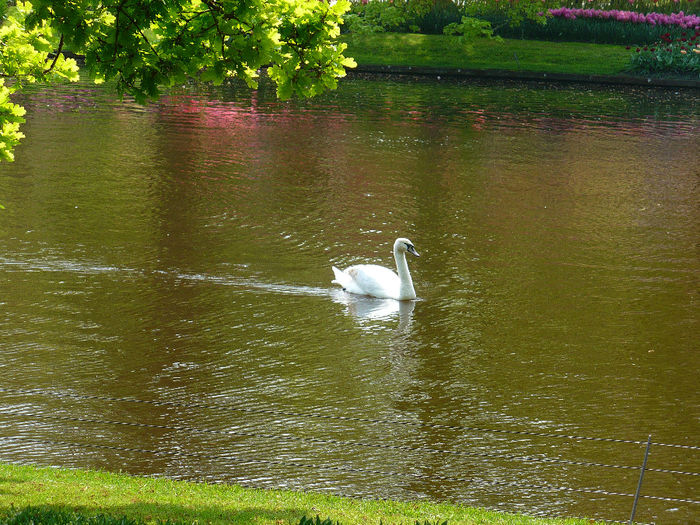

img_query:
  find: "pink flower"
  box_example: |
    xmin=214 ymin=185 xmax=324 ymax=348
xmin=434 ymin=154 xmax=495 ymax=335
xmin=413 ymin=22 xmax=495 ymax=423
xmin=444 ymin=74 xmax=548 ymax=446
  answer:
xmin=547 ymin=7 xmax=700 ymax=30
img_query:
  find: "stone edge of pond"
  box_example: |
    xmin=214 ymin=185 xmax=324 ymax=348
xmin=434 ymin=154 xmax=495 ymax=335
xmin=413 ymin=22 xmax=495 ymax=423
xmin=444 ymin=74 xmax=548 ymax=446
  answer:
xmin=352 ymin=64 xmax=700 ymax=89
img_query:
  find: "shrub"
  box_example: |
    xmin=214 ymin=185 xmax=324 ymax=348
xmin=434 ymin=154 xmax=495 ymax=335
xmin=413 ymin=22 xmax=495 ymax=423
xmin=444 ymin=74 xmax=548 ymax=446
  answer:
xmin=344 ymin=0 xmax=462 ymax=34
xmin=345 ymin=0 xmax=546 ymax=34
xmin=414 ymin=0 xmax=463 ymax=33
xmin=344 ymin=0 xmax=700 ymax=49
xmin=460 ymin=0 xmax=549 ymax=27
xmin=444 ymin=16 xmax=501 ymax=40
xmin=344 ymin=1 xmax=407 ymax=33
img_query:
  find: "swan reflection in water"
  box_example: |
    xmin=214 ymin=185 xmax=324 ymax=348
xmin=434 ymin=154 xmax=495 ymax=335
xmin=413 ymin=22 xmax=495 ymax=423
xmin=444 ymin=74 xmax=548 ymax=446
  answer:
xmin=330 ymin=289 xmax=416 ymax=331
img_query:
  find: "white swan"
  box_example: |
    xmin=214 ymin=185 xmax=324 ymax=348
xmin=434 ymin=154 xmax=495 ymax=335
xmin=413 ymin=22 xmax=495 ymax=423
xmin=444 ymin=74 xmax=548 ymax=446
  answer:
xmin=331 ymin=237 xmax=419 ymax=300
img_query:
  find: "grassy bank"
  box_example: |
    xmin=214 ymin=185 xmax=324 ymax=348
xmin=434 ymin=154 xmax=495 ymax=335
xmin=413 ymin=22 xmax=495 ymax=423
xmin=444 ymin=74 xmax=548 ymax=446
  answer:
xmin=342 ymin=33 xmax=632 ymax=76
xmin=0 ymin=463 xmax=601 ymax=525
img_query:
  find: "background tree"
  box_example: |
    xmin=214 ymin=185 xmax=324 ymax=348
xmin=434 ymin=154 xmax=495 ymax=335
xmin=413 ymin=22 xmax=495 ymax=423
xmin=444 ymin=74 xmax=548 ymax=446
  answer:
xmin=0 ymin=0 xmax=355 ymax=162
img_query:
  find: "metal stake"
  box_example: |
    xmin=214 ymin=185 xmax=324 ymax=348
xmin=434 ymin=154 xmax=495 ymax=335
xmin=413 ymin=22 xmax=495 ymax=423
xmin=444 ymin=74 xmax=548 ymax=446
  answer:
xmin=629 ymin=435 xmax=652 ymax=524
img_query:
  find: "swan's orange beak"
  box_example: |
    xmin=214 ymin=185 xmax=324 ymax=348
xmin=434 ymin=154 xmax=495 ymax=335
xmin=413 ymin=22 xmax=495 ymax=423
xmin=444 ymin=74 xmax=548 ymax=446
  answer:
xmin=407 ymin=245 xmax=420 ymax=257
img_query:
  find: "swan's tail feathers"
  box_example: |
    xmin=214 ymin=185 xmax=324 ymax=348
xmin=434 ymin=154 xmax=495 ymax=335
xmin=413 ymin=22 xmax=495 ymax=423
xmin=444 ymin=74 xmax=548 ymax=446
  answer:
xmin=331 ymin=266 xmax=348 ymax=290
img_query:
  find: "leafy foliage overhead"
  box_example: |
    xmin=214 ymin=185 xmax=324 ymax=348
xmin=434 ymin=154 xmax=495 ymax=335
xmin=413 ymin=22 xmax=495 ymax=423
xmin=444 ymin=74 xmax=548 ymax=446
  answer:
xmin=0 ymin=1 xmax=80 ymax=162
xmin=0 ymin=0 xmax=356 ymax=162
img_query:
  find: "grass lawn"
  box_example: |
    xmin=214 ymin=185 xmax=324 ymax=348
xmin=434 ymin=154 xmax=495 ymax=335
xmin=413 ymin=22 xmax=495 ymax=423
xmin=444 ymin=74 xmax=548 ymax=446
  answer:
xmin=0 ymin=463 xmax=604 ymax=525
xmin=342 ymin=33 xmax=632 ymax=76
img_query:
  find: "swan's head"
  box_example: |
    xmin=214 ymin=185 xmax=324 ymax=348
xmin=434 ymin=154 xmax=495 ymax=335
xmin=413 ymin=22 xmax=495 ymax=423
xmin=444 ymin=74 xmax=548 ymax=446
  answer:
xmin=394 ymin=237 xmax=420 ymax=257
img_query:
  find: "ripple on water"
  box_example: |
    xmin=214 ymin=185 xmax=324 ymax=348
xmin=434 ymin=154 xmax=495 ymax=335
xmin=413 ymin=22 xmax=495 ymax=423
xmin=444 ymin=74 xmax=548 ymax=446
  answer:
xmin=0 ymin=75 xmax=698 ymax=523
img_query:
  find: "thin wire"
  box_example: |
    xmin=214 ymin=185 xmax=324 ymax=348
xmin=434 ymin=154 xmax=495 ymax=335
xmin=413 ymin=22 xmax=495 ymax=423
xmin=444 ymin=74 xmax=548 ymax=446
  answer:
xmin=2 ymin=410 xmax=698 ymax=478
xmin=3 ymin=434 xmax=699 ymax=505
xmin=2 ymin=387 xmax=697 ymax=450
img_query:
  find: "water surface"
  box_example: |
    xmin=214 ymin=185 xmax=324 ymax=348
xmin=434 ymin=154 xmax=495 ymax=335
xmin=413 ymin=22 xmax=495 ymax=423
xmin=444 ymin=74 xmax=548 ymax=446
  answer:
xmin=1 ymin=75 xmax=698 ymax=523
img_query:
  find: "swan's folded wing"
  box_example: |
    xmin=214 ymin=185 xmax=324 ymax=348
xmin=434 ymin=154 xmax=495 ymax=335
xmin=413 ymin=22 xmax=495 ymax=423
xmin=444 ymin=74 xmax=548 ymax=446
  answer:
xmin=341 ymin=264 xmax=400 ymax=299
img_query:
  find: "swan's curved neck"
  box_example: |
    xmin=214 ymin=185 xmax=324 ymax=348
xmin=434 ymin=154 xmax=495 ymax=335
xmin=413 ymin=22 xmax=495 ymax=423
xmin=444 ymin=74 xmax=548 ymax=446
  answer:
xmin=394 ymin=248 xmax=416 ymax=300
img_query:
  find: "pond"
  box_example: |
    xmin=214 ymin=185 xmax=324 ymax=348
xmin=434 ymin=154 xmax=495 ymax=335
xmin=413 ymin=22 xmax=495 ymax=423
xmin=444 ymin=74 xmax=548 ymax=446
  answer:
xmin=0 ymin=74 xmax=698 ymax=523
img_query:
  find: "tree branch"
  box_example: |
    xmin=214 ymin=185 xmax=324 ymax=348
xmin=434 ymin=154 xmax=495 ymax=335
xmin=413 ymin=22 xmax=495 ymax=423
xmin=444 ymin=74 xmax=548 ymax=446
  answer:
xmin=43 ymin=34 xmax=65 ymax=74
xmin=201 ymin=1 xmax=226 ymax=58
xmin=117 ymin=4 xmax=161 ymax=61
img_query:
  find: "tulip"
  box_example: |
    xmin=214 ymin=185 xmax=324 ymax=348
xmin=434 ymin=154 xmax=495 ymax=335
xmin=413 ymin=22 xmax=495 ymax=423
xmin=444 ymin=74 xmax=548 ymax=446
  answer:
xmin=548 ymin=7 xmax=700 ymax=31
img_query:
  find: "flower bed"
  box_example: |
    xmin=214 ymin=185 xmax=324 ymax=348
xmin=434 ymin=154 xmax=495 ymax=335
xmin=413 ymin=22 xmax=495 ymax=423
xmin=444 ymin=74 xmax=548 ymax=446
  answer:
xmin=548 ymin=7 xmax=700 ymax=30
xmin=485 ymin=10 xmax=693 ymax=44
xmin=629 ymin=29 xmax=700 ymax=74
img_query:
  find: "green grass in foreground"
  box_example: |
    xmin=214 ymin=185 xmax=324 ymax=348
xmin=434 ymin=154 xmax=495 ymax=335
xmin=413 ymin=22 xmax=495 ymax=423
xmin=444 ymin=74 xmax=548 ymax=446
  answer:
xmin=342 ymin=33 xmax=632 ymax=76
xmin=0 ymin=463 xmax=602 ymax=525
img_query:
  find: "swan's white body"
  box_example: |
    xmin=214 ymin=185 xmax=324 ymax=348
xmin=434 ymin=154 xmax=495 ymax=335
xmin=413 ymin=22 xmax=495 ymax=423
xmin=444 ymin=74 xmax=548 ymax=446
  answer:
xmin=332 ymin=238 xmax=419 ymax=301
